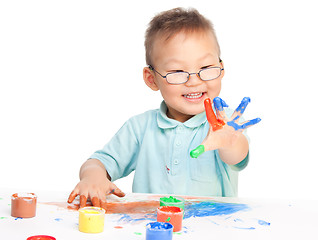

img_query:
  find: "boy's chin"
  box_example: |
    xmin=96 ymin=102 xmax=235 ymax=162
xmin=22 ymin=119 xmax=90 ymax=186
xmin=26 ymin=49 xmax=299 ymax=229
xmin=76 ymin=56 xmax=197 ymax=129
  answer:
xmin=184 ymin=109 xmax=205 ymax=116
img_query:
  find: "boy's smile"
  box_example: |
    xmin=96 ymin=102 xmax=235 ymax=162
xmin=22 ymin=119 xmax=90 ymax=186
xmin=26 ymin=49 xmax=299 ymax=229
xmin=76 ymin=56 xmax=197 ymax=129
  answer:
xmin=143 ymin=30 xmax=224 ymax=123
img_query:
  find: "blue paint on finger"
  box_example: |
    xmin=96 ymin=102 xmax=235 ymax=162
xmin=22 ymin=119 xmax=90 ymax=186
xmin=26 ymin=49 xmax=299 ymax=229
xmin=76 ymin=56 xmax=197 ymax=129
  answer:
xmin=235 ymin=97 xmax=251 ymax=114
xmin=213 ymin=97 xmax=228 ymax=111
xmin=227 ymin=118 xmax=261 ymax=131
xmin=241 ymin=118 xmax=261 ymax=129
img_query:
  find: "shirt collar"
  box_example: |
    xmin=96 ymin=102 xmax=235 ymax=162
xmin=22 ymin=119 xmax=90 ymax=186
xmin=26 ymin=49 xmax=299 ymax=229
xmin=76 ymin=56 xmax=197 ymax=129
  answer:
xmin=157 ymin=101 xmax=207 ymax=129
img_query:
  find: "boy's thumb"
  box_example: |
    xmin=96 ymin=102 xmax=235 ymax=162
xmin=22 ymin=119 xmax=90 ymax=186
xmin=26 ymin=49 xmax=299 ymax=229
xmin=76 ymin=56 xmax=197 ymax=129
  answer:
xmin=190 ymin=144 xmax=205 ymax=158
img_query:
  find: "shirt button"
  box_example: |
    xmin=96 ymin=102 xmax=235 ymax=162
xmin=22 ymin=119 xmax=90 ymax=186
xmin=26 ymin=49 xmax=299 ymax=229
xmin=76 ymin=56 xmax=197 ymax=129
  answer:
xmin=175 ymin=140 xmax=181 ymax=146
xmin=176 ymin=126 xmax=183 ymax=133
xmin=174 ymin=159 xmax=179 ymax=165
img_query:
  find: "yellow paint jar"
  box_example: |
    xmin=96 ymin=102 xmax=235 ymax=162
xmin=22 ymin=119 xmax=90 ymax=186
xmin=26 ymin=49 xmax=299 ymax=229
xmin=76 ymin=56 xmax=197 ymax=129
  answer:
xmin=78 ymin=207 xmax=106 ymax=233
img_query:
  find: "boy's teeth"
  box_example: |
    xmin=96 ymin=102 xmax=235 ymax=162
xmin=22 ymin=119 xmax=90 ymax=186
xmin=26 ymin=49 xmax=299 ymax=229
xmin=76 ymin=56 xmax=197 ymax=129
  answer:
xmin=184 ymin=92 xmax=203 ymax=99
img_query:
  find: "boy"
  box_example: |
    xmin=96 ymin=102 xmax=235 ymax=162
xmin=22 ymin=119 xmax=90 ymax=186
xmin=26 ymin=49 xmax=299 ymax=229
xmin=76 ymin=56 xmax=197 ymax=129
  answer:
xmin=68 ymin=7 xmax=258 ymax=209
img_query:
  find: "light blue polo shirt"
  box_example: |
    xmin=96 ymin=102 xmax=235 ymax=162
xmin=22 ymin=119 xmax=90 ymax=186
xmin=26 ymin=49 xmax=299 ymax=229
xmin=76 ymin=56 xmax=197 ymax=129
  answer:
xmin=90 ymin=101 xmax=249 ymax=197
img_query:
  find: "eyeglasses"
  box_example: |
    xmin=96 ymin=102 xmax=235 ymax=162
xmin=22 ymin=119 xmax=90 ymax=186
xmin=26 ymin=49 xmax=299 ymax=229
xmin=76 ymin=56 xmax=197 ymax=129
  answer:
xmin=149 ymin=61 xmax=224 ymax=85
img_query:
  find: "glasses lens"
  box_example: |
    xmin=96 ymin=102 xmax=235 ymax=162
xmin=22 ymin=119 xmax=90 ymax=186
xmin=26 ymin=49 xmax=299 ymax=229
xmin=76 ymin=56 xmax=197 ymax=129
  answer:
xmin=166 ymin=72 xmax=189 ymax=84
xmin=200 ymin=67 xmax=221 ymax=81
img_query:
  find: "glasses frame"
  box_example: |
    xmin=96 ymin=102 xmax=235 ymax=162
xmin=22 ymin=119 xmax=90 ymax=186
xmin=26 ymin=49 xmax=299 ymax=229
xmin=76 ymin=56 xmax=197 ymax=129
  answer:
xmin=149 ymin=59 xmax=224 ymax=85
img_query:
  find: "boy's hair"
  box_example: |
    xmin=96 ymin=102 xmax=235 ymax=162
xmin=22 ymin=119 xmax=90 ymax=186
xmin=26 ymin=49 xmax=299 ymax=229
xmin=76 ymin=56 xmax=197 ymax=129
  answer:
xmin=145 ymin=7 xmax=220 ymax=66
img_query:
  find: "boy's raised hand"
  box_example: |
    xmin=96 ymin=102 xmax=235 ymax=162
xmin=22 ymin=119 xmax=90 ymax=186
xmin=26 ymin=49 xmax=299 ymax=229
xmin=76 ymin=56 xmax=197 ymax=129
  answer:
xmin=190 ymin=97 xmax=261 ymax=158
xmin=67 ymin=159 xmax=125 ymax=210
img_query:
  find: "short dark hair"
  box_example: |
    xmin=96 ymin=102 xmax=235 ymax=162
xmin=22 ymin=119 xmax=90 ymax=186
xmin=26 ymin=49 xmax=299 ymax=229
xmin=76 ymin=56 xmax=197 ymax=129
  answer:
xmin=145 ymin=7 xmax=220 ymax=66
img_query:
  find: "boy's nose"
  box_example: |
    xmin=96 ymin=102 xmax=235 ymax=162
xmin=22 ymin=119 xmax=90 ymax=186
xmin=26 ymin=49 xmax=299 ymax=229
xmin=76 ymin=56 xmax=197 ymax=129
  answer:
xmin=185 ymin=72 xmax=201 ymax=86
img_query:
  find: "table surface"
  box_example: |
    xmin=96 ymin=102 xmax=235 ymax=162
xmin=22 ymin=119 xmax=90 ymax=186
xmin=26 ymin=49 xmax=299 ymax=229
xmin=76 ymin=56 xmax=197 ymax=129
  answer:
xmin=0 ymin=189 xmax=317 ymax=240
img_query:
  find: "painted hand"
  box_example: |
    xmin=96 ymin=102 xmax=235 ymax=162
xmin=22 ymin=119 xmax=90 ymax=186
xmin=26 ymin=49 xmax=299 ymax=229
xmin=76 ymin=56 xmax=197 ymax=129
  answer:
xmin=67 ymin=178 xmax=125 ymax=210
xmin=190 ymin=97 xmax=261 ymax=158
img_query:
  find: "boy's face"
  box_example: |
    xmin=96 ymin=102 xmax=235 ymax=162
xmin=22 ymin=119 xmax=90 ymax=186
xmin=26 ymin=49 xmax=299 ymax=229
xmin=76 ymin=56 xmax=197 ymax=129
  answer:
xmin=144 ymin=30 xmax=223 ymax=122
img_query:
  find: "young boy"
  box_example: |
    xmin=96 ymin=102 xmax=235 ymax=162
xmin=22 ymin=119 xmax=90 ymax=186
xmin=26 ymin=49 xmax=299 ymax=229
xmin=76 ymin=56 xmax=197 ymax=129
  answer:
xmin=68 ymin=7 xmax=256 ymax=209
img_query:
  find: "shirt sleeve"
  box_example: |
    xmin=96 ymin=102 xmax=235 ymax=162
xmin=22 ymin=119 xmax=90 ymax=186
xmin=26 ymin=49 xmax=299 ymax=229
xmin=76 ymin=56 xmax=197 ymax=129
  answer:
xmin=230 ymin=151 xmax=249 ymax=171
xmin=89 ymin=118 xmax=140 ymax=181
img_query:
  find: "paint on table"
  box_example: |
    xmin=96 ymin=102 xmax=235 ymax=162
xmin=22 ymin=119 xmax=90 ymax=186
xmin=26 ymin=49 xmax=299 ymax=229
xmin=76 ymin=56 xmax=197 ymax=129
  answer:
xmin=11 ymin=193 xmax=37 ymax=218
xmin=42 ymin=194 xmax=270 ymax=231
xmin=157 ymin=206 xmax=183 ymax=232
xmin=78 ymin=207 xmax=105 ymax=233
xmin=146 ymin=222 xmax=173 ymax=240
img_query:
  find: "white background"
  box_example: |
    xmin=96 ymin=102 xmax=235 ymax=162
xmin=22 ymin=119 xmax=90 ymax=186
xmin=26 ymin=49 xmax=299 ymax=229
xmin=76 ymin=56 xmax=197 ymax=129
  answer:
xmin=1 ymin=0 xmax=317 ymax=200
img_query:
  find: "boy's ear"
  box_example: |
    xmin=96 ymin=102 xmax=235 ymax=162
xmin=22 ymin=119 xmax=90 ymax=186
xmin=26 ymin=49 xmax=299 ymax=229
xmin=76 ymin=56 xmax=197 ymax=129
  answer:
xmin=143 ymin=67 xmax=159 ymax=91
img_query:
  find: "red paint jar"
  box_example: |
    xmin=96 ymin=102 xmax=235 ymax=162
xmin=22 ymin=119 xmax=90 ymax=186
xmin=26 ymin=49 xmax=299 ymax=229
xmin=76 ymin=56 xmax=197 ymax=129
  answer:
xmin=27 ymin=235 xmax=56 ymax=240
xmin=11 ymin=193 xmax=37 ymax=218
xmin=157 ymin=206 xmax=183 ymax=232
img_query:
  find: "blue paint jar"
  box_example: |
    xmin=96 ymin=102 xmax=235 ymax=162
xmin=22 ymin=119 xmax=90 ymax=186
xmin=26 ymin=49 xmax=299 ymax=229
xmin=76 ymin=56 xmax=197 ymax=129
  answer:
xmin=146 ymin=222 xmax=173 ymax=240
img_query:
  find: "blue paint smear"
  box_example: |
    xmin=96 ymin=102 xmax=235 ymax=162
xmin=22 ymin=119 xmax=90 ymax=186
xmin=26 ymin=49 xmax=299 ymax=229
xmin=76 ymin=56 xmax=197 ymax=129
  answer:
xmin=116 ymin=201 xmax=250 ymax=224
xmin=258 ymin=219 xmax=270 ymax=226
xmin=184 ymin=201 xmax=250 ymax=219
xmin=54 ymin=218 xmax=63 ymax=222
xmin=227 ymin=118 xmax=261 ymax=131
xmin=119 ymin=213 xmax=156 ymax=223
xmin=234 ymin=226 xmax=256 ymax=230
xmin=235 ymin=97 xmax=251 ymax=114
xmin=213 ymin=97 xmax=228 ymax=111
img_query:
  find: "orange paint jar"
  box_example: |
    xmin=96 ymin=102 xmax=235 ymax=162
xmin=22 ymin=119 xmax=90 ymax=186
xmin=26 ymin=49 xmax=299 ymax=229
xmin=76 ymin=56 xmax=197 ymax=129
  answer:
xmin=157 ymin=206 xmax=183 ymax=232
xmin=11 ymin=193 xmax=37 ymax=218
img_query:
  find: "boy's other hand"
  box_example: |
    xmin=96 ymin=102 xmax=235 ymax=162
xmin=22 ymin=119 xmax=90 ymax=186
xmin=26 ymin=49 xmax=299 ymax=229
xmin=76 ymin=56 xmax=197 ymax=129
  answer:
xmin=67 ymin=177 xmax=125 ymax=210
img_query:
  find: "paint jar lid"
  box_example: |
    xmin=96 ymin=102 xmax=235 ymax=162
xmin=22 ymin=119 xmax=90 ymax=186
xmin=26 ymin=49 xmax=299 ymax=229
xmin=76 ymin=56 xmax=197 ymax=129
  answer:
xmin=146 ymin=222 xmax=173 ymax=231
xmin=78 ymin=206 xmax=106 ymax=214
xmin=157 ymin=206 xmax=183 ymax=213
xmin=12 ymin=192 xmax=37 ymax=200
xmin=27 ymin=235 xmax=56 ymax=240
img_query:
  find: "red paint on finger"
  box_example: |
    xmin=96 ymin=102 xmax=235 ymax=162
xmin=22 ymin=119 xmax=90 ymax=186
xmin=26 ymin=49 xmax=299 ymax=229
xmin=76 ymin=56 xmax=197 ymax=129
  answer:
xmin=67 ymin=191 xmax=77 ymax=203
xmin=204 ymin=98 xmax=225 ymax=131
xmin=91 ymin=197 xmax=100 ymax=207
xmin=80 ymin=195 xmax=87 ymax=208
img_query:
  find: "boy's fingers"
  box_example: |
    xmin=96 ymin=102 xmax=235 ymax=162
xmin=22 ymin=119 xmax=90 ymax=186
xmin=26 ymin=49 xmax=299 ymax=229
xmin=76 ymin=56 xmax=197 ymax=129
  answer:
xmin=230 ymin=97 xmax=250 ymax=121
xmin=67 ymin=190 xmax=78 ymax=203
xmin=227 ymin=118 xmax=261 ymax=131
xmin=190 ymin=144 xmax=205 ymax=158
xmin=241 ymin=118 xmax=262 ymax=130
xmin=80 ymin=195 xmax=88 ymax=208
xmin=110 ymin=187 xmax=125 ymax=197
xmin=100 ymin=200 xmax=107 ymax=210
xmin=204 ymin=98 xmax=225 ymax=131
xmin=91 ymin=196 xmax=100 ymax=207
xmin=213 ymin=97 xmax=229 ymax=121
xmin=99 ymin=193 xmax=107 ymax=210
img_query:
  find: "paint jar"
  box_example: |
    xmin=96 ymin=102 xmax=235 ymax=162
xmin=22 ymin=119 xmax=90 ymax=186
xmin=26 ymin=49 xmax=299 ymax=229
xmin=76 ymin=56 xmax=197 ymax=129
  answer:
xmin=146 ymin=222 xmax=173 ymax=240
xmin=11 ymin=193 xmax=37 ymax=218
xmin=159 ymin=196 xmax=185 ymax=211
xmin=27 ymin=235 xmax=56 ymax=240
xmin=78 ymin=207 xmax=106 ymax=233
xmin=157 ymin=206 xmax=183 ymax=232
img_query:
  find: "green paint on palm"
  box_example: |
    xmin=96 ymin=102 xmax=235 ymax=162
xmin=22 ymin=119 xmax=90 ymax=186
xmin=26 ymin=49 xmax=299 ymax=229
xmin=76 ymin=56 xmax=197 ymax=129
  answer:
xmin=190 ymin=145 xmax=205 ymax=158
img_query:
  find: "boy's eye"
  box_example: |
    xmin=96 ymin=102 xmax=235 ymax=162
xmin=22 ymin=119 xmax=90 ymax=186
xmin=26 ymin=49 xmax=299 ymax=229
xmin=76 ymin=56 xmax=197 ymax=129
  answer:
xmin=201 ymin=65 xmax=213 ymax=69
xmin=168 ymin=69 xmax=185 ymax=73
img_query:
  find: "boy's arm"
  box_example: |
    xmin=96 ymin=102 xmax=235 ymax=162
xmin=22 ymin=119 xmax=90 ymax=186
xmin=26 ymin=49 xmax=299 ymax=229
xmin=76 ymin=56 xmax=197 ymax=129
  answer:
xmin=67 ymin=158 xmax=125 ymax=209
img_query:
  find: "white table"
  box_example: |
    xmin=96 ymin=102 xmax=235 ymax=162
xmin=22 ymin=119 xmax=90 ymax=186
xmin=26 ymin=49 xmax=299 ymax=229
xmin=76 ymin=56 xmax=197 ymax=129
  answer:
xmin=0 ymin=189 xmax=317 ymax=239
